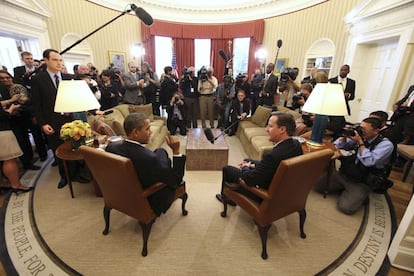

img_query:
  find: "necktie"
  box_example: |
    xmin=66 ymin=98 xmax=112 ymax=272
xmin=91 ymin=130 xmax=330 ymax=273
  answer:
xmin=54 ymin=74 xmax=60 ymax=88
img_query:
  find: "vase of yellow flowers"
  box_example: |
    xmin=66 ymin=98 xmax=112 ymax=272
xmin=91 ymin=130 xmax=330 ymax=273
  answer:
xmin=60 ymin=120 xmax=92 ymax=150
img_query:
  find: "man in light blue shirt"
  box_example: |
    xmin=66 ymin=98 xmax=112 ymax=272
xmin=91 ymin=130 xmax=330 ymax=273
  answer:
xmin=315 ymin=117 xmax=394 ymax=214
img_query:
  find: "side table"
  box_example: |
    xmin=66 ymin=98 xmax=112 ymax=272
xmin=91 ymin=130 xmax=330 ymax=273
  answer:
xmin=55 ymin=142 xmax=102 ymax=198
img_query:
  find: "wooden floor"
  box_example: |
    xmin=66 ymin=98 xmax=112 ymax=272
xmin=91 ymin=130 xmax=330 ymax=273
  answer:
xmin=0 ymin=163 xmax=413 ymax=275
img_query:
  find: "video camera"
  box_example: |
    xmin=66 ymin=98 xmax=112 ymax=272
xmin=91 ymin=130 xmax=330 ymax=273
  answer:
xmin=279 ymin=67 xmax=298 ymax=85
xmin=198 ymin=66 xmax=208 ymax=81
xmin=341 ymin=124 xmax=363 ymax=137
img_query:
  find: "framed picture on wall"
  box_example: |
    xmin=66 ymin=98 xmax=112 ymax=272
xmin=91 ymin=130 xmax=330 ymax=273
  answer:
xmin=275 ymin=58 xmax=288 ymax=74
xmin=108 ymin=50 xmax=126 ymax=73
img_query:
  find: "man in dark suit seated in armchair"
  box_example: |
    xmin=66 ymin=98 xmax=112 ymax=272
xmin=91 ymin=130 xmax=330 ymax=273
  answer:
xmin=216 ymin=112 xmax=303 ymax=204
xmin=106 ymin=113 xmax=186 ymax=216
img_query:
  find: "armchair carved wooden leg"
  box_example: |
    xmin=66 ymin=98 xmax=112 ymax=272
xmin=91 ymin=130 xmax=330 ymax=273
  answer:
xmin=102 ymin=206 xmax=112 ymax=235
xmin=180 ymin=192 xmax=189 ymax=216
xmin=220 ymin=194 xmax=229 ymax=217
xmin=139 ymin=220 xmax=155 ymax=257
xmin=257 ymin=223 xmax=271 ymax=260
xmin=298 ymin=209 xmax=307 ymax=239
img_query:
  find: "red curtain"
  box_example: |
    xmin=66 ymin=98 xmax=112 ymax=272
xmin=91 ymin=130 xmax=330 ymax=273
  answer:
xmin=141 ymin=20 xmax=264 ymax=77
xmin=141 ymin=36 xmax=155 ymax=70
xmin=175 ymin=38 xmax=195 ymax=70
xmin=211 ymin=39 xmax=229 ymax=79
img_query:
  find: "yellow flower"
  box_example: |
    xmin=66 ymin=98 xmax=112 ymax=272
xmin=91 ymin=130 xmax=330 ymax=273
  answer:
xmin=60 ymin=120 xmax=92 ymax=144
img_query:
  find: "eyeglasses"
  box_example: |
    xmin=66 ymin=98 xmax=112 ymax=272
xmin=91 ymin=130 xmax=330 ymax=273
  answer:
xmin=0 ymin=76 xmax=12 ymax=80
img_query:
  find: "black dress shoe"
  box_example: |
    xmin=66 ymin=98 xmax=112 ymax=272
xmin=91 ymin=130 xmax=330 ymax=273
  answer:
xmin=57 ymin=179 xmax=67 ymax=189
xmin=215 ymin=193 xmax=236 ymax=206
xmin=73 ymin=175 xmax=90 ymax=183
xmin=11 ymin=186 xmax=33 ymax=193
xmin=24 ymin=164 xmax=41 ymax=170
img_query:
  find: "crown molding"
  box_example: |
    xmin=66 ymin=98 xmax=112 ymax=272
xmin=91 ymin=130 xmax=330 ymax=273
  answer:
xmin=87 ymin=0 xmax=326 ymax=23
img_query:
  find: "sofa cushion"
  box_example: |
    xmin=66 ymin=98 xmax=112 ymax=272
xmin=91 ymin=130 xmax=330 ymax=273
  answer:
xmin=251 ymin=105 xmax=272 ymax=127
xmin=243 ymin=127 xmax=268 ymax=142
xmin=276 ymin=105 xmax=301 ymax=120
xmin=128 ymin=103 xmax=154 ymax=121
xmin=92 ymin=120 xmax=117 ymax=137
xmin=114 ymin=104 xmax=131 ymax=118
xmin=150 ymin=119 xmax=165 ymax=128
xmin=251 ymin=135 xmax=274 ymax=158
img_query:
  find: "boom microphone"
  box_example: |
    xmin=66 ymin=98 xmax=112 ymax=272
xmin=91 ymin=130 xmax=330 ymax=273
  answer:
xmin=219 ymin=49 xmax=229 ymax=62
xmin=277 ymin=39 xmax=283 ymax=48
xmin=204 ymin=128 xmax=215 ymax=144
xmin=203 ymin=118 xmax=243 ymax=144
xmin=130 ymin=4 xmax=153 ymax=26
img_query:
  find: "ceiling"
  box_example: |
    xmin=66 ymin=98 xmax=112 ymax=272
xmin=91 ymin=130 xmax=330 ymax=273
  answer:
xmin=89 ymin=0 xmax=327 ymax=23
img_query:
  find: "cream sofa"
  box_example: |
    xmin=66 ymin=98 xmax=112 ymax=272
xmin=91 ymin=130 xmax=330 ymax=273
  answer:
xmin=88 ymin=103 xmax=167 ymax=151
xmin=236 ymin=105 xmax=306 ymax=160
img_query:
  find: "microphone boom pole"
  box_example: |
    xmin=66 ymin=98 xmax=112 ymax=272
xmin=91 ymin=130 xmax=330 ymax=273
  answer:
xmin=60 ymin=10 xmax=130 ymax=56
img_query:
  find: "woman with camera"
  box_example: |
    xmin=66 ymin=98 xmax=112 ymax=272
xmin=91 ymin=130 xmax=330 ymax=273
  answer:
xmin=0 ymin=95 xmax=32 ymax=192
xmin=0 ymin=70 xmax=47 ymax=170
xmin=99 ymin=69 xmax=123 ymax=110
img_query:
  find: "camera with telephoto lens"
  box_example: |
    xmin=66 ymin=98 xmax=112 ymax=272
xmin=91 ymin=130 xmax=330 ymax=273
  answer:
xmin=341 ymin=124 xmax=363 ymax=137
xmin=198 ymin=66 xmax=208 ymax=81
xmin=182 ymin=67 xmax=191 ymax=81
xmin=279 ymin=67 xmax=298 ymax=85
xmin=291 ymin=93 xmax=304 ymax=109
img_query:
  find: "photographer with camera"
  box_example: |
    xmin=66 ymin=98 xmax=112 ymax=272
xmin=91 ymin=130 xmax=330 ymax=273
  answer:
xmin=99 ymin=69 xmax=124 ymax=110
xmin=179 ymin=67 xmax=199 ymax=129
xmin=278 ymin=67 xmax=300 ymax=110
xmin=161 ymin=66 xmax=178 ymax=113
xmin=0 ymin=70 xmax=47 ymax=170
xmin=198 ymin=66 xmax=218 ymax=128
xmin=257 ymin=63 xmax=278 ymax=108
xmin=235 ymin=73 xmax=251 ymax=100
xmin=314 ymin=117 xmax=394 ymax=214
xmin=215 ymin=75 xmax=235 ymax=130
xmin=250 ymin=68 xmax=265 ymax=113
xmin=166 ymin=92 xmax=186 ymax=136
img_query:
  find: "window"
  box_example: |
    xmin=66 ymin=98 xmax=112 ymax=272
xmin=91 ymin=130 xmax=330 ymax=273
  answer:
xmin=155 ymin=36 xmax=172 ymax=77
xmin=232 ymin=38 xmax=250 ymax=77
xmin=195 ymin=39 xmax=211 ymax=72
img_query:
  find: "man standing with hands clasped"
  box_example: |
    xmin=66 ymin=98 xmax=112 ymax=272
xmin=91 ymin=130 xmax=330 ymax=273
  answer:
xmin=328 ymin=64 xmax=356 ymax=115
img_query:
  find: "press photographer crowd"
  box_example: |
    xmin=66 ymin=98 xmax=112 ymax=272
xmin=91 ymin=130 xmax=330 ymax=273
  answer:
xmin=1 ymin=48 xmax=413 ymax=205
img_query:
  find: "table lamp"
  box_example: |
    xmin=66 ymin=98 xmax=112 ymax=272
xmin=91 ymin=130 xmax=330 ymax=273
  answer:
xmin=54 ymin=80 xmax=101 ymax=113
xmin=302 ymin=83 xmax=347 ymax=146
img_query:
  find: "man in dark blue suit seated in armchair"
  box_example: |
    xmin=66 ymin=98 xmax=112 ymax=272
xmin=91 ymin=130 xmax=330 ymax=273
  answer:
xmin=106 ymin=113 xmax=186 ymax=216
xmin=216 ymin=112 xmax=303 ymax=204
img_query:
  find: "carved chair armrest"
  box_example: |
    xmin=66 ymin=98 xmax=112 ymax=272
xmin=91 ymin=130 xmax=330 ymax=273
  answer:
xmin=239 ymin=179 xmax=272 ymax=200
xmin=142 ymin=182 xmax=166 ymax=197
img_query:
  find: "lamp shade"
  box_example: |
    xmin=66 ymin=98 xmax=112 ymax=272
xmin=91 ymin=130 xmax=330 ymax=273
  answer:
xmin=302 ymin=83 xmax=348 ymax=116
xmin=54 ymin=80 xmax=101 ymax=112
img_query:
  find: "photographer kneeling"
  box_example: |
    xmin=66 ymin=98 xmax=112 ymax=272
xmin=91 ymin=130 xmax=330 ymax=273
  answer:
xmin=314 ymin=117 xmax=394 ymax=215
xmin=166 ymin=93 xmax=187 ymax=136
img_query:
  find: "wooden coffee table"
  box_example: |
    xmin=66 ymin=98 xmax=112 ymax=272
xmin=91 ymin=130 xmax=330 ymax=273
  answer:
xmin=186 ymin=128 xmax=229 ymax=170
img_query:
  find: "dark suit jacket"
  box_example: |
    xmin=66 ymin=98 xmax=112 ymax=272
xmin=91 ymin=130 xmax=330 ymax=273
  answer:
xmin=31 ymin=71 xmax=73 ymax=131
xmin=106 ymin=140 xmax=186 ymax=215
xmin=241 ymin=138 xmax=303 ymax=189
xmin=260 ymin=74 xmax=278 ymax=106
xmin=329 ymin=76 xmax=356 ymax=115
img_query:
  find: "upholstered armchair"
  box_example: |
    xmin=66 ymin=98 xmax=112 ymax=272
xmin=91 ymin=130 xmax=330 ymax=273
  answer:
xmin=220 ymin=149 xmax=333 ymax=259
xmin=79 ymin=146 xmax=188 ymax=256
